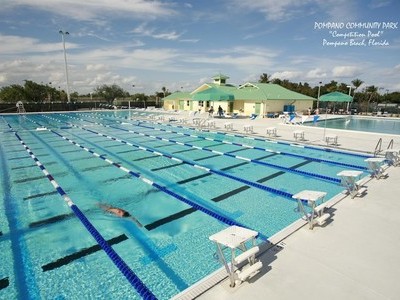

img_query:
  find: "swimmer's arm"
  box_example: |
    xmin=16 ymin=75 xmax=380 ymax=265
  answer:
xmin=129 ymin=216 xmax=143 ymax=227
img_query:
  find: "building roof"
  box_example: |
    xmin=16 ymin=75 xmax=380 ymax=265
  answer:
xmin=163 ymin=91 xmax=192 ymax=100
xmin=192 ymin=87 xmax=234 ymax=101
xmin=164 ymin=77 xmax=316 ymax=102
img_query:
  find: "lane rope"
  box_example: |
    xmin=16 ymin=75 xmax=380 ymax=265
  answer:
xmin=55 ymin=113 xmax=342 ymax=183
xmin=6 ymin=121 xmax=158 ymax=300
xmin=21 ymin=115 xmax=268 ymax=240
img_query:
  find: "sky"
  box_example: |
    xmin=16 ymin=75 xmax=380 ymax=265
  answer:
xmin=0 ymin=0 xmax=399 ymax=95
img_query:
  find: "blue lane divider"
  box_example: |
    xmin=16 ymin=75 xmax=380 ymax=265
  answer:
xmin=101 ymin=110 xmax=373 ymax=161
xmin=80 ymin=111 xmax=370 ymax=170
xmin=55 ymin=113 xmax=341 ymax=183
xmin=16 ymin=115 xmax=191 ymax=290
xmin=9 ymin=126 xmax=158 ymax=300
xmin=134 ymin=120 xmax=370 ymax=171
xmin=40 ymin=114 xmax=312 ymax=200
xmin=24 ymin=115 xmax=267 ymax=240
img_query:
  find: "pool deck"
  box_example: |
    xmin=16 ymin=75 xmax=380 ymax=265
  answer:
xmin=169 ymin=114 xmax=400 ymax=300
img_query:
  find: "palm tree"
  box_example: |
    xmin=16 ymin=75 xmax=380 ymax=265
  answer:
xmin=259 ymin=73 xmax=271 ymax=83
xmin=350 ymin=78 xmax=364 ymax=110
xmin=351 ymin=78 xmax=364 ymax=90
xmin=365 ymin=85 xmax=378 ymax=114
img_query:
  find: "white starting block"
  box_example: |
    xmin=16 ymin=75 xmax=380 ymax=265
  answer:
xmin=292 ymin=190 xmax=330 ymax=229
xmin=293 ymin=130 xmax=305 ymax=141
xmin=266 ymin=127 xmax=277 ymax=137
xmin=209 ymin=226 xmax=263 ymax=287
xmin=244 ymin=125 xmax=253 ymax=134
xmin=365 ymin=157 xmax=388 ymax=179
xmin=325 ymin=134 xmax=338 ymax=145
xmin=224 ymin=122 xmax=233 ymax=130
xmin=337 ymin=170 xmax=367 ymax=198
xmin=205 ymin=119 xmax=216 ymax=128
xmin=382 ymin=149 xmax=400 ymax=167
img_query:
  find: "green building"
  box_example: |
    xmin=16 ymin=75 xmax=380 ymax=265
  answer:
xmin=163 ymin=74 xmax=316 ymax=116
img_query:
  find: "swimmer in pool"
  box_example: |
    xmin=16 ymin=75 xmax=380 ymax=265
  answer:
xmin=98 ymin=203 xmax=142 ymax=227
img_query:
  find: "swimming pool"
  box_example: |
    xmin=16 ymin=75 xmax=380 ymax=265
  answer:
xmin=312 ymin=116 xmax=400 ymax=135
xmin=0 ymin=111 xmax=373 ymax=299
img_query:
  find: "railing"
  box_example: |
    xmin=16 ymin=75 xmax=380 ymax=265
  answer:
xmin=374 ymin=138 xmax=394 ymax=156
xmin=387 ymin=139 xmax=394 ymax=149
xmin=374 ymin=138 xmax=382 ymax=156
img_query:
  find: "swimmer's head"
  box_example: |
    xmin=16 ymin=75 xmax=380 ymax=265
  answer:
xmin=122 ymin=211 xmax=131 ymax=217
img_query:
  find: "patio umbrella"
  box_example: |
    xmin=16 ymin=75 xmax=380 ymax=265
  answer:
xmin=318 ymin=91 xmax=353 ymax=139
xmin=319 ymin=91 xmax=352 ymax=103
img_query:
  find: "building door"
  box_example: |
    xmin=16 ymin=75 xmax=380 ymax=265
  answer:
xmin=179 ymin=100 xmax=184 ymax=110
xmin=255 ymin=103 xmax=261 ymax=114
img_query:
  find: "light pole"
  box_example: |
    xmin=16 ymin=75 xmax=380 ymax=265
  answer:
xmin=346 ymin=85 xmax=353 ymax=113
xmin=59 ymin=30 xmax=71 ymax=103
xmin=317 ymin=81 xmax=322 ymax=110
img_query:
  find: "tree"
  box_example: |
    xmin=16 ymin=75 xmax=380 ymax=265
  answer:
xmin=365 ymin=85 xmax=378 ymax=114
xmin=259 ymin=73 xmax=271 ymax=83
xmin=351 ymin=78 xmax=364 ymax=103
xmin=351 ymin=78 xmax=364 ymax=90
xmin=0 ymin=84 xmax=25 ymax=103
xmin=23 ymin=80 xmax=47 ymax=103
xmin=94 ymin=84 xmax=127 ymax=104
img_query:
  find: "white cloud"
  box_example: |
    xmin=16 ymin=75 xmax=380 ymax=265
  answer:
xmin=306 ymin=68 xmax=328 ymax=79
xmin=2 ymin=0 xmax=177 ymax=22
xmin=229 ymin=0 xmax=357 ymax=22
xmin=0 ymin=74 xmax=7 ymax=83
xmin=0 ymin=34 xmax=76 ymax=55
xmin=368 ymin=0 xmax=392 ymax=9
xmin=271 ymin=71 xmax=302 ymax=80
xmin=332 ymin=66 xmax=362 ymax=78
xmin=132 ymin=23 xmax=182 ymax=40
xmin=229 ymin=0 xmax=313 ymax=21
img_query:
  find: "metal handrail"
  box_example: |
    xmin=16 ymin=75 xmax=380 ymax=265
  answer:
xmin=374 ymin=138 xmax=382 ymax=156
xmin=387 ymin=139 xmax=394 ymax=149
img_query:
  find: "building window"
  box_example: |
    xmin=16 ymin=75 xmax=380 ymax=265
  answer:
xmin=186 ymin=100 xmax=190 ymax=106
xmin=199 ymin=101 xmax=204 ymax=107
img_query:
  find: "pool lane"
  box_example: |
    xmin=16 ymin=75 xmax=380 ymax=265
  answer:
xmin=21 ymin=114 xmax=318 ymax=233
xmin=39 ymin=114 xmax=339 ymax=199
xmin=6 ymin=121 xmax=158 ymax=299
xmin=94 ymin=110 xmax=373 ymax=159
xmin=3 ymin=118 xmax=222 ymax=297
xmin=20 ymin=115 xmax=257 ymax=232
xmin=49 ymin=113 xmax=351 ymax=184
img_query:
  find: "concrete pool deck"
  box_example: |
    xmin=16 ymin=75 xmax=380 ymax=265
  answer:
xmin=168 ymin=114 xmax=400 ymax=300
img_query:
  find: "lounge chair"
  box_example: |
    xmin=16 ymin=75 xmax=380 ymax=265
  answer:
xmin=301 ymin=115 xmax=310 ymax=124
xmin=250 ymin=114 xmax=257 ymax=120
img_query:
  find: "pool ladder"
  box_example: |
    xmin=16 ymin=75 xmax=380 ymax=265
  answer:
xmin=374 ymin=138 xmax=394 ymax=156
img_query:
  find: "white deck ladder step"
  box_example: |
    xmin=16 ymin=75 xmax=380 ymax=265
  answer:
xmin=236 ymin=261 xmax=263 ymax=281
xmin=234 ymin=246 xmax=259 ymax=265
xmin=317 ymin=213 xmax=331 ymax=226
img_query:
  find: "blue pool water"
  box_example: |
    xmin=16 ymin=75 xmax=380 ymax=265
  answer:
xmin=311 ymin=116 xmax=400 ymax=135
xmin=0 ymin=111 xmax=373 ymax=299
